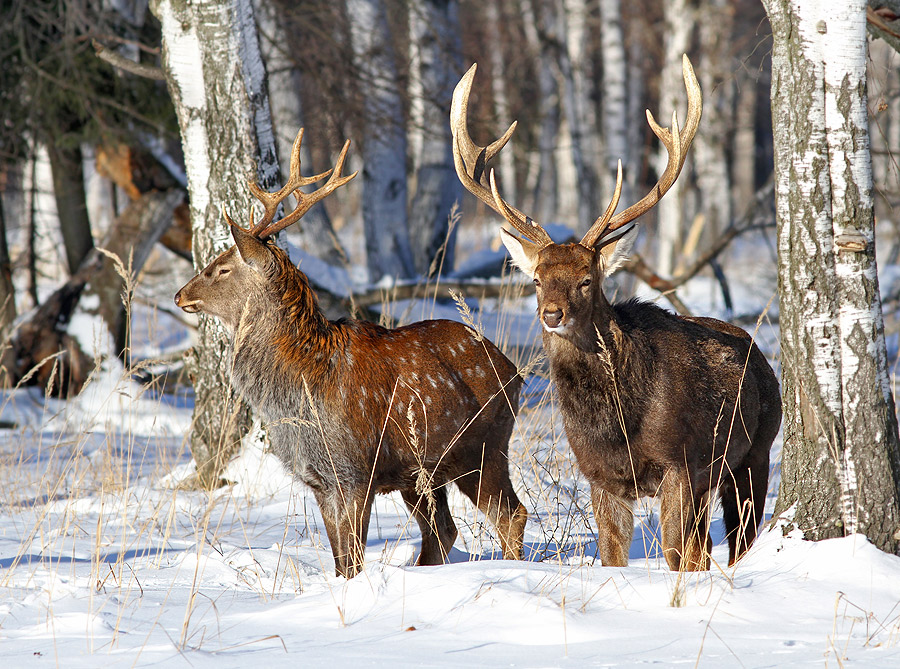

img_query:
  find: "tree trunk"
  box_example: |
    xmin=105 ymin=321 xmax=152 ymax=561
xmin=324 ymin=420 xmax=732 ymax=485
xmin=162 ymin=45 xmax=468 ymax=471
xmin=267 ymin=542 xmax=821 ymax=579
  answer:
xmin=484 ymin=0 xmax=518 ymax=207
xmin=0 ymin=187 xmax=16 ymax=344
xmin=765 ymin=0 xmax=900 ymax=553
xmin=731 ymin=74 xmax=757 ymax=209
xmin=151 ymin=0 xmax=279 ymax=488
xmin=598 ymin=0 xmax=632 ymax=210
xmin=521 ymin=0 xmax=560 ymax=223
xmin=557 ymin=0 xmax=598 ymax=225
xmin=654 ymin=0 xmax=694 ymax=277
xmin=253 ymin=0 xmax=345 ymax=266
xmin=346 ymin=0 xmax=415 ymax=283
xmin=407 ymin=0 xmax=463 ymax=276
xmin=690 ymin=0 xmax=733 ymax=269
xmin=47 ymin=142 xmax=94 ymax=275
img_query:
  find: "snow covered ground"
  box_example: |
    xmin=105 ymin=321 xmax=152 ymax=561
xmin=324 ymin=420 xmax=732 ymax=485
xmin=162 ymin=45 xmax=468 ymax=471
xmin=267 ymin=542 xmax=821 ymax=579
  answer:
xmin=2 ymin=234 xmax=900 ymax=667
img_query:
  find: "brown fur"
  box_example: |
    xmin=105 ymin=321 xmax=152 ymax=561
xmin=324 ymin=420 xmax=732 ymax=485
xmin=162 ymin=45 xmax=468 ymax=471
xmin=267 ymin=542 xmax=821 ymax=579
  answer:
xmin=505 ymin=238 xmax=781 ymax=571
xmin=176 ymin=227 xmax=527 ymax=578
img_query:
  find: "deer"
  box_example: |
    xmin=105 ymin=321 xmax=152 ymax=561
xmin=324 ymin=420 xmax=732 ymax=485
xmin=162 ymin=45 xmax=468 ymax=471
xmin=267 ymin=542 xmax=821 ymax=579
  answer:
xmin=174 ymin=129 xmax=527 ymax=579
xmin=450 ymin=55 xmax=781 ymax=571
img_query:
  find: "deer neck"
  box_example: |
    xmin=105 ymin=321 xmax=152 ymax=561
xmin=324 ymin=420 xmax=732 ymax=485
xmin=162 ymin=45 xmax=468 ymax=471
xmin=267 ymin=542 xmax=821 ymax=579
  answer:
xmin=232 ymin=253 xmax=348 ymax=393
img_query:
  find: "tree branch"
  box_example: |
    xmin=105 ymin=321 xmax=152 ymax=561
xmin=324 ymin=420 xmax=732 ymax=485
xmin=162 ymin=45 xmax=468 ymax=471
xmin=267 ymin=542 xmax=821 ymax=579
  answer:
xmin=92 ymin=39 xmax=166 ymax=81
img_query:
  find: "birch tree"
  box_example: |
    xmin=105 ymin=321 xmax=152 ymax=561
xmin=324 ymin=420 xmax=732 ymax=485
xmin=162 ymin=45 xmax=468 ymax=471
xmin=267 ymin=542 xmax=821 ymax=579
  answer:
xmin=408 ymin=0 xmax=463 ymax=276
xmin=557 ymin=0 xmax=598 ymax=225
xmin=520 ymin=0 xmax=561 ymax=222
xmin=254 ymin=0 xmax=344 ymax=266
xmin=598 ymin=0 xmax=631 ymax=209
xmin=693 ymin=0 xmax=733 ymax=252
xmin=655 ymin=0 xmax=694 ymax=277
xmin=346 ymin=0 xmax=415 ymax=282
xmin=151 ymin=0 xmax=280 ymax=487
xmin=764 ymin=0 xmax=900 ymax=553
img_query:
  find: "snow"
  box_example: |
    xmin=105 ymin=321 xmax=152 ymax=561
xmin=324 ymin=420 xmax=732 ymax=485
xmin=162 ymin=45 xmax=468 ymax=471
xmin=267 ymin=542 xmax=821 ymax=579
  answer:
xmin=2 ymin=232 xmax=900 ymax=667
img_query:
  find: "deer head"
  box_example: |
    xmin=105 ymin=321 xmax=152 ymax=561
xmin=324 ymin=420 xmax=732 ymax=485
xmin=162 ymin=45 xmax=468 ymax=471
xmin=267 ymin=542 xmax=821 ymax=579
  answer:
xmin=451 ymin=56 xmax=701 ymax=344
xmin=174 ymin=129 xmax=356 ymax=330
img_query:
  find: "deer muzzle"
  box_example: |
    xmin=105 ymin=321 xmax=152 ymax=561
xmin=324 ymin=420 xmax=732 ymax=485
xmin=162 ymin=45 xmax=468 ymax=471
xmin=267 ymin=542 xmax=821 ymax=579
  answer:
xmin=542 ymin=308 xmax=564 ymax=329
xmin=174 ymin=289 xmax=200 ymax=314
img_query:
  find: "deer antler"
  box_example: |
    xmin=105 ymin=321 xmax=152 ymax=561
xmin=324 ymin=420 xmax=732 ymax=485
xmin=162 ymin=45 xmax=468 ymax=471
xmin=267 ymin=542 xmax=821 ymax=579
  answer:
xmin=224 ymin=129 xmax=357 ymax=239
xmin=450 ymin=64 xmax=553 ymax=247
xmin=580 ymin=55 xmax=702 ymax=248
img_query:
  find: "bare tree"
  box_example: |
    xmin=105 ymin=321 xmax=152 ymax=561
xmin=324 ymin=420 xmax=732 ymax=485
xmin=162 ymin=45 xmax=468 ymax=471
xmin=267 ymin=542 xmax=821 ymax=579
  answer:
xmin=764 ymin=0 xmax=900 ymax=553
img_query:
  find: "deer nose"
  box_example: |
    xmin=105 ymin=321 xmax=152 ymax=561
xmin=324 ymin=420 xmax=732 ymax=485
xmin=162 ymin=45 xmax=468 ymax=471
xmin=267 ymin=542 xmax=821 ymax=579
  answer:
xmin=174 ymin=290 xmax=184 ymax=307
xmin=542 ymin=309 xmax=564 ymax=328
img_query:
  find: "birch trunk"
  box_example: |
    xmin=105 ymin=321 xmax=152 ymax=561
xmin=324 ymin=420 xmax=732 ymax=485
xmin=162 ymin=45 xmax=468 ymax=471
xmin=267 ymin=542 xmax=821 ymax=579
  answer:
xmin=0 ymin=194 xmax=15 ymax=344
xmin=557 ymin=0 xmax=598 ymax=225
xmin=484 ymin=0 xmax=518 ymax=206
xmin=347 ymin=0 xmax=415 ymax=282
xmin=731 ymin=75 xmax=757 ymax=209
xmin=407 ymin=0 xmax=463 ymax=276
xmin=654 ymin=0 xmax=693 ymax=277
xmin=151 ymin=0 xmax=279 ymax=488
xmin=254 ymin=0 xmax=344 ymax=265
xmin=598 ymin=0 xmax=631 ymax=210
xmin=692 ymin=0 xmax=732 ymax=262
xmin=765 ymin=0 xmax=900 ymax=553
xmin=521 ymin=0 xmax=560 ymax=222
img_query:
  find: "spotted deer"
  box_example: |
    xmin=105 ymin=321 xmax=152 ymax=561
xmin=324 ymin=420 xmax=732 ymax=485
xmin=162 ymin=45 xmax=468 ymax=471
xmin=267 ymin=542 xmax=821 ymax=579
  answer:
xmin=175 ymin=130 xmax=526 ymax=578
xmin=451 ymin=56 xmax=781 ymax=571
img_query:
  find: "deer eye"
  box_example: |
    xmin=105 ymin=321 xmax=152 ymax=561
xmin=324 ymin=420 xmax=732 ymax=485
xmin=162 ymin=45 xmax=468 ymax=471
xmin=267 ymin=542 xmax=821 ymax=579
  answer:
xmin=533 ymin=278 xmax=542 ymax=288
xmin=580 ymin=278 xmax=591 ymax=289
xmin=217 ymin=267 xmax=231 ymax=277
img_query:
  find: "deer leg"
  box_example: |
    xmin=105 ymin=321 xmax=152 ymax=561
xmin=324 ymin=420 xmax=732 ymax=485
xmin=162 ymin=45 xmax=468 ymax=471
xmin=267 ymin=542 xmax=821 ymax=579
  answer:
xmin=311 ymin=488 xmax=345 ymax=576
xmin=721 ymin=446 xmax=769 ymax=565
xmin=401 ymin=486 xmax=457 ymax=566
xmin=590 ymin=485 xmax=633 ymax=567
xmin=326 ymin=487 xmax=374 ymax=579
xmin=659 ymin=471 xmax=710 ymax=571
xmin=455 ymin=457 xmax=527 ymax=560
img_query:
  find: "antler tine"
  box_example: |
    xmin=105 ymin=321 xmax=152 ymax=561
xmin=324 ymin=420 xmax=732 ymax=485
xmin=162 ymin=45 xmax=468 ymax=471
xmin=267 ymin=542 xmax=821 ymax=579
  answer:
xmin=583 ymin=54 xmax=702 ymax=247
xmin=451 ymin=63 xmax=553 ymax=246
xmin=245 ymin=128 xmax=336 ymax=236
xmin=580 ymin=160 xmax=624 ymax=248
xmin=255 ymin=138 xmax=357 ymax=239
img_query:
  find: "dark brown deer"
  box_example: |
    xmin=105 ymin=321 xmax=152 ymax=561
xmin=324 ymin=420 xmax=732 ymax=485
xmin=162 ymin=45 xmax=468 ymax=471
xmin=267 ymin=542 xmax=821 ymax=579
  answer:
xmin=451 ymin=56 xmax=781 ymax=571
xmin=175 ymin=130 xmax=526 ymax=578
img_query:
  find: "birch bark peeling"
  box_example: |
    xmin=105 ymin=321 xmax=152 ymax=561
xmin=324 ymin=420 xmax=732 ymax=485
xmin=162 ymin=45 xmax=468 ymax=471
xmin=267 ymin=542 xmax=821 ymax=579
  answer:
xmin=765 ymin=0 xmax=900 ymax=552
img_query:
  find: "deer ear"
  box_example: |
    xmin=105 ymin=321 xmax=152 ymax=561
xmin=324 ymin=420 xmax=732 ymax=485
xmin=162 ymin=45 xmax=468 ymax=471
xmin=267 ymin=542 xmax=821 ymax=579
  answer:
xmin=595 ymin=223 xmax=638 ymax=277
xmin=500 ymin=228 xmax=541 ymax=278
xmin=231 ymin=224 xmax=270 ymax=270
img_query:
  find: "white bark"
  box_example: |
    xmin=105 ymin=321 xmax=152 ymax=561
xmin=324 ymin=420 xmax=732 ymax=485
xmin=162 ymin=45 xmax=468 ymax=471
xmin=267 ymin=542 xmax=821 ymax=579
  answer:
xmin=655 ymin=0 xmax=694 ymax=277
xmin=692 ymin=0 xmax=733 ymax=262
xmin=731 ymin=77 xmax=757 ymax=208
xmin=558 ymin=0 xmax=599 ymax=225
xmin=598 ymin=0 xmax=631 ymax=210
xmin=521 ymin=0 xmax=560 ymax=222
xmin=484 ymin=0 xmax=518 ymax=207
xmin=407 ymin=0 xmax=463 ymax=276
xmin=151 ymin=0 xmax=278 ymax=485
xmin=253 ymin=0 xmax=344 ymax=265
xmin=766 ymin=0 xmax=900 ymax=552
xmin=347 ymin=0 xmax=414 ymax=282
